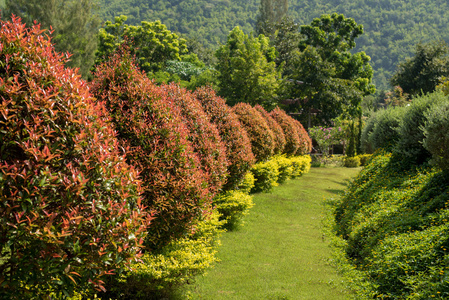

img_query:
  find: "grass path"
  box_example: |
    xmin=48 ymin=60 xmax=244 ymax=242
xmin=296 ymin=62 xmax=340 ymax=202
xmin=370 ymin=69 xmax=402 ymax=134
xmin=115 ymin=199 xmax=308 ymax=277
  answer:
xmin=179 ymin=167 xmax=360 ymax=300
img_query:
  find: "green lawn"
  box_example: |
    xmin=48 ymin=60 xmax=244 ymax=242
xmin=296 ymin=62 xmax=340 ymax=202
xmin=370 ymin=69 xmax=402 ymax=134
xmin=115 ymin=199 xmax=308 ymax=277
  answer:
xmin=177 ymin=167 xmax=361 ymax=300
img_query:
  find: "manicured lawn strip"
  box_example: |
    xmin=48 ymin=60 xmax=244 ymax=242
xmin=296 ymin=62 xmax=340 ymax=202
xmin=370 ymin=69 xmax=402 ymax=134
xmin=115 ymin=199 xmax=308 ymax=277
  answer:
xmin=178 ymin=167 xmax=360 ymax=299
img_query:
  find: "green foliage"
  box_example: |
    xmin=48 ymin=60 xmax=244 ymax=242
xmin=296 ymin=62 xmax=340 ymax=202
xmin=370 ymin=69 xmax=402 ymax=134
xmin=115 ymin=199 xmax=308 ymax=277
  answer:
xmin=0 ymin=17 xmax=150 ymax=298
xmin=343 ymin=156 xmax=361 ymax=168
xmin=213 ymin=191 xmax=255 ymax=230
xmin=254 ymin=105 xmax=286 ymax=155
xmin=90 ymin=48 xmax=210 ymax=250
xmin=395 ymin=92 xmax=449 ymax=165
xmin=216 ymin=27 xmax=279 ymax=109
xmin=237 ymin=172 xmax=256 ymax=194
xmin=250 ymin=160 xmax=280 ymax=193
xmin=331 ymin=153 xmax=449 ymax=298
xmin=290 ymin=155 xmax=311 ymax=178
xmin=4 ymin=0 xmax=101 ymax=78
xmin=366 ymin=106 xmax=406 ymax=152
xmin=423 ymin=101 xmax=449 ymax=169
xmin=194 ymin=86 xmax=255 ymax=191
xmin=96 ymin=15 xmax=187 ymax=73
xmin=99 ymin=210 xmax=224 ymax=299
xmin=357 ymin=154 xmax=372 ymax=166
xmin=232 ymin=103 xmax=275 ymax=162
xmin=255 ymin=0 xmax=288 ymax=37
xmin=309 ymin=126 xmax=340 ymax=156
xmin=271 ymin=155 xmax=293 ymax=183
xmin=391 ymin=41 xmax=449 ymax=96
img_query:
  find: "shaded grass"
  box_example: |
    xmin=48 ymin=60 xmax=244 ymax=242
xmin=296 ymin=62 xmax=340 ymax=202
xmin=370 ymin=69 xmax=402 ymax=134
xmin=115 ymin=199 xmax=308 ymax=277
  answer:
xmin=176 ymin=167 xmax=360 ymax=299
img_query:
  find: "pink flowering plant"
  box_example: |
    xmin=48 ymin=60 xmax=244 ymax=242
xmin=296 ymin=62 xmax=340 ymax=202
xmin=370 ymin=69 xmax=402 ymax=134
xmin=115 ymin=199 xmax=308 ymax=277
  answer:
xmin=309 ymin=126 xmax=343 ymax=156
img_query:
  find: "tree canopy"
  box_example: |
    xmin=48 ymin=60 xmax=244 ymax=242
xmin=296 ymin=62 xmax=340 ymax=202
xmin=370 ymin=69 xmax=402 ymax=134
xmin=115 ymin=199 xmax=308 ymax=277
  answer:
xmin=215 ymin=27 xmax=279 ymax=109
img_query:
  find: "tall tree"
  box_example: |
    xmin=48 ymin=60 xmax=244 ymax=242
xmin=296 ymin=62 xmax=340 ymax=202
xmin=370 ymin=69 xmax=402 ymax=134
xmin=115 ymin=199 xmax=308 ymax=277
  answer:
xmin=95 ymin=15 xmax=187 ymax=74
xmin=3 ymin=0 xmax=101 ymax=78
xmin=283 ymin=13 xmax=375 ymax=127
xmin=215 ymin=26 xmax=280 ymax=109
xmin=256 ymin=0 xmax=289 ymax=37
xmin=390 ymin=40 xmax=449 ymax=96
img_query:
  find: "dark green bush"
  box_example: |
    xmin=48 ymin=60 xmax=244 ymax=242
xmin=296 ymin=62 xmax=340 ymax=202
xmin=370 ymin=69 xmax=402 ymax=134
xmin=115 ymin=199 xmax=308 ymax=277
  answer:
xmin=369 ymin=106 xmax=405 ymax=152
xmin=233 ymin=102 xmax=275 ymax=162
xmin=423 ymin=100 xmax=449 ymax=169
xmin=395 ymin=92 xmax=449 ymax=165
xmin=0 ymin=17 xmax=150 ymax=298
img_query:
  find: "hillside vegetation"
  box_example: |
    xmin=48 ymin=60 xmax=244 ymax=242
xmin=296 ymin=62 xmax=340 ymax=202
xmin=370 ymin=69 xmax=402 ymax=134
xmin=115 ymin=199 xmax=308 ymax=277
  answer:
xmin=97 ymin=0 xmax=449 ymax=89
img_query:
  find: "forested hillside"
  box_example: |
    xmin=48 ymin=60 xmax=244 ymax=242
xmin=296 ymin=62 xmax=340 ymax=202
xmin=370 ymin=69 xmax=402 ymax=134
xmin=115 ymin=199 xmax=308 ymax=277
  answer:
xmin=97 ymin=0 xmax=449 ymax=89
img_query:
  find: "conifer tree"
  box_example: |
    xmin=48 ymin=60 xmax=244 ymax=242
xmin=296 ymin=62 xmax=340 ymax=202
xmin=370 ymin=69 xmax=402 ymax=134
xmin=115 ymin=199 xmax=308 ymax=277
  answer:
xmin=256 ymin=0 xmax=288 ymax=37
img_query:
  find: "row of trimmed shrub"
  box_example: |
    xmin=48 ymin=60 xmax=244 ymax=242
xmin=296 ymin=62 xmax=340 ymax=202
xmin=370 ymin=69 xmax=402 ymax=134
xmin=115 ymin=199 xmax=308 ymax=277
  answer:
xmin=361 ymin=91 xmax=449 ymax=168
xmin=0 ymin=17 xmax=312 ymax=299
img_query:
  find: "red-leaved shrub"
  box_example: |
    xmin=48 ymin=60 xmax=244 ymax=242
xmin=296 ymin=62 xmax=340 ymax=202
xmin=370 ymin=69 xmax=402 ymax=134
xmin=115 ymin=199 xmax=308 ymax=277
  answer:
xmin=292 ymin=119 xmax=312 ymax=155
xmin=232 ymin=103 xmax=275 ymax=162
xmin=270 ymin=107 xmax=302 ymax=156
xmin=0 ymin=17 xmax=150 ymax=298
xmin=160 ymin=83 xmax=228 ymax=196
xmin=254 ymin=105 xmax=286 ymax=155
xmin=194 ymin=87 xmax=255 ymax=190
xmin=90 ymin=49 xmax=209 ymax=250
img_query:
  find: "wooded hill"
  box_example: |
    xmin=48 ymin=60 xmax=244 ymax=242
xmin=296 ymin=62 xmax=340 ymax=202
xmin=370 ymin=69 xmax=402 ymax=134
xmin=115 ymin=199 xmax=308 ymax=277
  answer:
xmin=98 ymin=0 xmax=449 ymax=90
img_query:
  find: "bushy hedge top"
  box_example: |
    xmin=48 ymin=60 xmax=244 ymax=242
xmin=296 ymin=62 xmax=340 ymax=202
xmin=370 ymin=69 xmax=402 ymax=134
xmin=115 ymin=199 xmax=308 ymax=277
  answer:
xmin=254 ymin=105 xmax=286 ymax=155
xmin=194 ymin=86 xmax=255 ymax=190
xmin=292 ymin=118 xmax=312 ymax=155
xmin=270 ymin=107 xmax=302 ymax=156
xmin=160 ymin=83 xmax=228 ymax=196
xmin=90 ymin=49 xmax=209 ymax=250
xmin=0 ymin=17 xmax=150 ymax=297
xmin=232 ymin=102 xmax=275 ymax=162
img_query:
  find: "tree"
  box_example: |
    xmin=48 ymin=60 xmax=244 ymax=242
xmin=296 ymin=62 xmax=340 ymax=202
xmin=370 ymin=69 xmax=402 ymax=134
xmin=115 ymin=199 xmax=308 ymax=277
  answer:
xmin=283 ymin=13 xmax=375 ymax=127
xmin=4 ymin=0 xmax=101 ymax=78
xmin=255 ymin=0 xmax=289 ymax=37
xmin=215 ymin=26 xmax=280 ymax=109
xmin=95 ymin=15 xmax=187 ymax=74
xmin=390 ymin=40 xmax=449 ymax=96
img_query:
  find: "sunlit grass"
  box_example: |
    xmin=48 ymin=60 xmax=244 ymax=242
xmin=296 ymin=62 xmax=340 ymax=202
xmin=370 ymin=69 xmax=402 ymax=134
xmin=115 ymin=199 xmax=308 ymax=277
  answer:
xmin=176 ymin=167 xmax=360 ymax=299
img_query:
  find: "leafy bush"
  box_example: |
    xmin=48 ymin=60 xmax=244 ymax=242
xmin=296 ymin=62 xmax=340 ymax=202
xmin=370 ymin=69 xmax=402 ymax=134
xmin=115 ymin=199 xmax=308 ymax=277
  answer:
xmin=213 ymin=191 xmax=255 ymax=230
xmin=254 ymin=105 xmax=286 ymax=155
xmin=0 ymin=17 xmax=150 ymax=298
xmin=194 ymin=86 xmax=255 ymax=190
xmin=357 ymin=154 xmax=373 ymax=166
xmin=270 ymin=107 xmax=302 ymax=156
xmin=290 ymin=155 xmax=312 ymax=178
xmin=232 ymin=103 xmax=275 ymax=162
xmin=395 ymin=92 xmax=449 ymax=165
xmin=237 ymin=172 xmax=256 ymax=194
xmin=331 ymin=152 xmax=449 ymax=298
xmin=90 ymin=48 xmax=209 ymax=250
xmin=369 ymin=106 xmax=405 ymax=152
xmin=250 ymin=160 xmax=280 ymax=193
xmin=271 ymin=155 xmax=293 ymax=183
xmin=423 ymin=100 xmax=449 ymax=169
xmin=344 ymin=156 xmax=361 ymax=168
xmin=99 ymin=210 xmax=224 ymax=299
xmin=360 ymin=112 xmax=377 ymax=154
xmin=161 ymin=83 xmax=228 ymax=196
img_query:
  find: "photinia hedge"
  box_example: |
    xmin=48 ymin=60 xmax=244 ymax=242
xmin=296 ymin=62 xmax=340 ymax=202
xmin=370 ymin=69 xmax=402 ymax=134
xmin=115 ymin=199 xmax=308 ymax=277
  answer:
xmin=161 ymin=83 xmax=228 ymax=196
xmin=0 ymin=17 xmax=150 ymax=298
xmin=194 ymin=86 xmax=255 ymax=190
xmin=254 ymin=105 xmax=286 ymax=155
xmin=270 ymin=107 xmax=302 ymax=156
xmin=89 ymin=48 xmax=209 ymax=250
xmin=232 ymin=103 xmax=275 ymax=162
xmin=292 ymin=118 xmax=312 ymax=155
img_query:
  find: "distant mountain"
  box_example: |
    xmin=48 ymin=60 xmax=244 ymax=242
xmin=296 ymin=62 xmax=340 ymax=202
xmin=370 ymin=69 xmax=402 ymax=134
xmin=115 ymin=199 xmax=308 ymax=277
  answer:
xmin=98 ymin=0 xmax=449 ymax=90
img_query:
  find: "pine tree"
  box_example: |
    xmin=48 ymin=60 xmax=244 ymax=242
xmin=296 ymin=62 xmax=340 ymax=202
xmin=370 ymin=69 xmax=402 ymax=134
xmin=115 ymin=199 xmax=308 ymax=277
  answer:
xmin=255 ymin=0 xmax=288 ymax=37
